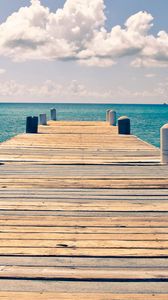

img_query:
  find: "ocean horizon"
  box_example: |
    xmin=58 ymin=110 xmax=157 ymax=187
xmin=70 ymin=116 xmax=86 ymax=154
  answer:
xmin=0 ymin=102 xmax=168 ymax=147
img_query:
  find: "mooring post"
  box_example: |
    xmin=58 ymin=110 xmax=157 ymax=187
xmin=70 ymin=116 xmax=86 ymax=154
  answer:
xmin=118 ymin=116 xmax=130 ymax=135
xmin=26 ymin=116 xmax=38 ymax=133
xmin=109 ymin=110 xmax=116 ymax=126
xmin=51 ymin=108 xmax=57 ymax=121
xmin=161 ymin=124 xmax=168 ymax=164
xmin=106 ymin=109 xmax=111 ymax=122
xmin=40 ymin=113 xmax=47 ymax=125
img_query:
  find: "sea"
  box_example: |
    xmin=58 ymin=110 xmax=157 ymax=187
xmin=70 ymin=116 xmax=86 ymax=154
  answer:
xmin=0 ymin=103 xmax=168 ymax=148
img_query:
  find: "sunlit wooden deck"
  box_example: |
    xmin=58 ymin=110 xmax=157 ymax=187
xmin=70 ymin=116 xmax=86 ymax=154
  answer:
xmin=0 ymin=120 xmax=168 ymax=299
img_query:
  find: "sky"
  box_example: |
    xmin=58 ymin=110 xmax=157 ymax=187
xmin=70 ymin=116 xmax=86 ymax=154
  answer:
xmin=0 ymin=0 xmax=167 ymax=103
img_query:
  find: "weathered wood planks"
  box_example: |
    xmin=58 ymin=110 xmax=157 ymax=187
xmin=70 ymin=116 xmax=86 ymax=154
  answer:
xmin=0 ymin=120 xmax=167 ymax=298
xmin=0 ymin=121 xmax=159 ymax=164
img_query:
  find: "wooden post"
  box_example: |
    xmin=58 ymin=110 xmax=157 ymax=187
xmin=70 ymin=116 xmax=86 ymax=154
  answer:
xmin=161 ymin=124 xmax=168 ymax=164
xmin=40 ymin=114 xmax=47 ymax=125
xmin=51 ymin=108 xmax=57 ymax=121
xmin=26 ymin=116 xmax=38 ymax=134
xmin=106 ymin=110 xmax=111 ymax=122
xmin=118 ymin=116 xmax=130 ymax=135
xmin=109 ymin=110 xmax=116 ymax=126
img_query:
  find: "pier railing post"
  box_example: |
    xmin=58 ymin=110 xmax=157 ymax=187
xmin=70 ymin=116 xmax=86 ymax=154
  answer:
xmin=106 ymin=110 xmax=111 ymax=122
xmin=40 ymin=113 xmax=47 ymax=125
xmin=118 ymin=116 xmax=130 ymax=135
xmin=26 ymin=116 xmax=38 ymax=134
xmin=51 ymin=108 xmax=57 ymax=121
xmin=161 ymin=124 xmax=168 ymax=164
xmin=109 ymin=110 xmax=116 ymax=126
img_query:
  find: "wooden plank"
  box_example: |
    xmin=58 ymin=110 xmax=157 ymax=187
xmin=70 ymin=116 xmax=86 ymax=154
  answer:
xmin=0 ymin=257 xmax=167 ymax=268
xmin=3 ymin=165 xmax=168 ymax=177
xmin=0 ymin=226 xmax=168 ymax=234
xmin=0 ymin=247 xmax=168 ymax=256
xmin=0 ymin=280 xmax=167 ymax=293
xmin=0 ymin=292 xmax=167 ymax=300
xmin=0 ymin=266 xmax=168 ymax=280
xmin=0 ymin=200 xmax=168 ymax=211
xmin=0 ymin=215 xmax=167 ymax=226
xmin=0 ymin=188 xmax=168 ymax=196
xmin=0 ymin=232 xmax=168 ymax=240
xmin=1 ymin=178 xmax=168 ymax=189
xmin=0 ymin=239 xmax=167 ymax=248
xmin=2 ymin=211 xmax=168 ymax=217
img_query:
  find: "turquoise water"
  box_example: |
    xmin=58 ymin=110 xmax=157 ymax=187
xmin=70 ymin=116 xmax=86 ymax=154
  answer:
xmin=0 ymin=103 xmax=168 ymax=147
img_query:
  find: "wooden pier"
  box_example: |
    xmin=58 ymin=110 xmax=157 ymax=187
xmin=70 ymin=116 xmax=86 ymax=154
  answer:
xmin=0 ymin=119 xmax=168 ymax=299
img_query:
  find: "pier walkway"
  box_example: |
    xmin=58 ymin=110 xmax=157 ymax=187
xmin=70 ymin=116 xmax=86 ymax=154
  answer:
xmin=0 ymin=120 xmax=168 ymax=299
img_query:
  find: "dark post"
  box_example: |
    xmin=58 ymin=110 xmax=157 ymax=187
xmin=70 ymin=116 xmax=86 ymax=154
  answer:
xmin=26 ymin=116 xmax=38 ymax=133
xmin=51 ymin=108 xmax=57 ymax=121
xmin=40 ymin=113 xmax=47 ymax=125
xmin=118 ymin=116 xmax=130 ymax=135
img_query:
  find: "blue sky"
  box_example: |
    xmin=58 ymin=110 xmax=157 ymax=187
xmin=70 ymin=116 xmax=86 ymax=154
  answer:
xmin=0 ymin=0 xmax=167 ymax=103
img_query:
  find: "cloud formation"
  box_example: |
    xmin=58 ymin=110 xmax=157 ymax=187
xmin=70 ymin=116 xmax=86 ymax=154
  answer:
xmin=145 ymin=73 xmax=156 ymax=78
xmin=0 ymin=0 xmax=167 ymax=67
xmin=0 ymin=68 xmax=6 ymax=74
xmin=0 ymin=78 xmax=166 ymax=102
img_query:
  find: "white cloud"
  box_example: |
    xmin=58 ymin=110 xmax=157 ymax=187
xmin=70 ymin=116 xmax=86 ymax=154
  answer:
xmin=0 ymin=80 xmax=25 ymax=96
xmin=145 ymin=73 xmax=156 ymax=78
xmin=0 ymin=68 xmax=6 ymax=74
xmin=0 ymin=0 xmax=167 ymax=67
xmin=0 ymin=78 xmax=166 ymax=102
xmin=155 ymin=80 xmax=168 ymax=99
xmin=0 ymin=79 xmax=87 ymax=99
